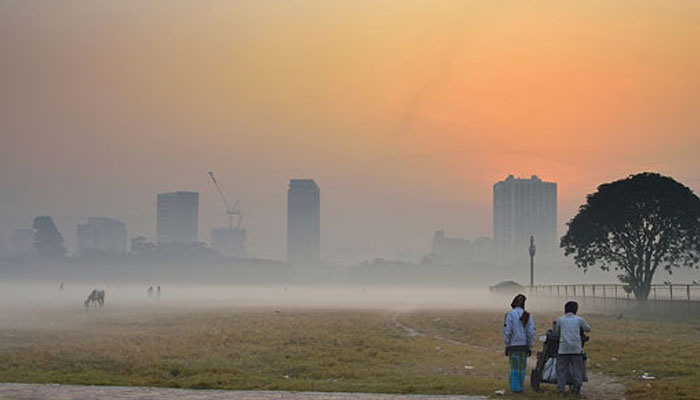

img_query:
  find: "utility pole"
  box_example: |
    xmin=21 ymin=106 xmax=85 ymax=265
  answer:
xmin=529 ymin=235 xmax=536 ymax=288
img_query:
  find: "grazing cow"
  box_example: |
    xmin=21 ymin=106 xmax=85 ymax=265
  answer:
xmin=84 ymin=289 xmax=105 ymax=310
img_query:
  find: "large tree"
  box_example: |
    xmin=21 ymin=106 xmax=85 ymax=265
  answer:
xmin=32 ymin=216 xmax=67 ymax=258
xmin=561 ymin=172 xmax=700 ymax=302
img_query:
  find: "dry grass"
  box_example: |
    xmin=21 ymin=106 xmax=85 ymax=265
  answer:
xmin=580 ymin=313 xmax=700 ymax=400
xmin=402 ymin=309 xmax=700 ymax=400
xmin=0 ymin=306 xmax=502 ymax=395
xmin=0 ymin=305 xmax=698 ymax=399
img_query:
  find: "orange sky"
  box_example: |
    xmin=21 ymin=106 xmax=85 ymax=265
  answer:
xmin=1 ymin=0 xmax=699 ymax=261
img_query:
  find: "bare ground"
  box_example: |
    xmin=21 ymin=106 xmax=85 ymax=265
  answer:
xmin=0 ymin=383 xmax=486 ymax=400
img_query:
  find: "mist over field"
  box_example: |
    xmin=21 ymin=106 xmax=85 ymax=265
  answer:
xmin=2 ymin=2 xmax=700 ymax=399
xmin=0 ymin=283 xmax=501 ymax=312
xmin=2 ymin=2 xmax=700 ymax=309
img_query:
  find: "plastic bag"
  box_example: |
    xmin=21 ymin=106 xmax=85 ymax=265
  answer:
xmin=542 ymin=358 xmax=557 ymax=382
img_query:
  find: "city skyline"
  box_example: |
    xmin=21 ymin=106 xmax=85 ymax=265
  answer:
xmin=1 ymin=1 xmax=699 ymax=262
xmin=0 ymin=4 xmax=698 ymax=397
xmin=0 ymin=171 xmax=696 ymax=264
xmin=2 ymin=173 xmax=552 ymax=256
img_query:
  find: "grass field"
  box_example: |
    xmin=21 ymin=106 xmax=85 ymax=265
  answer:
xmin=0 ymin=304 xmax=698 ymax=399
xmin=402 ymin=309 xmax=700 ymax=400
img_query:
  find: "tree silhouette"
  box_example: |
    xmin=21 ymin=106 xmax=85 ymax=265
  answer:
xmin=130 ymin=236 xmax=156 ymax=256
xmin=32 ymin=216 xmax=67 ymax=258
xmin=561 ymin=173 xmax=700 ymax=302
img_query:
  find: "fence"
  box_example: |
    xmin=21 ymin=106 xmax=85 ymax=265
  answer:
xmin=526 ymin=283 xmax=700 ymax=315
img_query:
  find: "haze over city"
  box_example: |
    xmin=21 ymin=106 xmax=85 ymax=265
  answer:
xmin=1 ymin=0 xmax=699 ymax=264
xmin=3 ymin=2 xmax=700 ymax=400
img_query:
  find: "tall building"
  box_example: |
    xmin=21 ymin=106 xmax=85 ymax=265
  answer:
xmin=157 ymin=191 xmax=199 ymax=244
xmin=76 ymin=217 xmax=127 ymax=254
xmin=286 ymin=179 xmax=320 ymax=266
xmin=493 ymin=175 xmax=557 ymax=263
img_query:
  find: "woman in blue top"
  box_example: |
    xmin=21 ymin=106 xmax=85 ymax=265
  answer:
xmin=503 ymin=294 xmax=536 ymax=393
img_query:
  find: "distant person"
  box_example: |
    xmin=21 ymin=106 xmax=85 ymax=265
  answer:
xmin=156 ymin=286 xmax=161 ymax=298
xmin=553 ymin=301 xmax=591 ymax=396
xmin=147 ymin=286 xmax=154 ymax=298
xmin=59 ymin=283 xmax=64 ymax=291
xmin=503 ymin=294 xmax=535 ymax=393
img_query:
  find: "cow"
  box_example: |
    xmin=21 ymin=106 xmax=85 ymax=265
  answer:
xmin=84 ymin=289 xmax=105 ymax=310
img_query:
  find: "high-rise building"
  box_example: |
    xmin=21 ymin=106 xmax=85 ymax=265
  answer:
xmin=157 ymin=191 xmax=199 ymax=244
xmin=286 ymin=179 xmax=320 ymax=266
xmin=76 ymin=217 xmax=127 ymax=254
xmin=493 ymin=175 xmax=557 ymax=263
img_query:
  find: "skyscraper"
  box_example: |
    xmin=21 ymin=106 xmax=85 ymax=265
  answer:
xmin=493 ymin=175 xmax=557 ymax=263
xmin=286 ymin=179 xmax=320 ymax=266
xmin=76 ymin=217 xmax=127 ymax=254
xmin=157 ymin=191 xmax=199 ymax=244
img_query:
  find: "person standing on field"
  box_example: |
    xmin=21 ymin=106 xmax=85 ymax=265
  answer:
xmin=503 ymin=293 xmax=536 ymax=393
xmin=554 ymin=301 xmax=591 ymax=396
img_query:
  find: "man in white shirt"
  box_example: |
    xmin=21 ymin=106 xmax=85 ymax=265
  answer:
xmin=554 ymin=301 xmax=591 ymax=396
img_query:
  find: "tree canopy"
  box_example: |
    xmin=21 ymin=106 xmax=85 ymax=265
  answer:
xmin=561 ymin=172 xmax=700 ymax=301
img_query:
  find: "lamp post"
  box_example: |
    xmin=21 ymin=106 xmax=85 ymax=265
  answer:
xmin=528 ymin=235 xmax=536 ymax=288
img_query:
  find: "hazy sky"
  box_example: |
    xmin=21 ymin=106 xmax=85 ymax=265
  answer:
xmin=1 ymin=0 xmax=699 ymax=262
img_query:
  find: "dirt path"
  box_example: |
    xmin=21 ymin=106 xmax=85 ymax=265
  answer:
xmin=0 ymin=383 xmax=486 ymax=400
xmin=391 ymin=312 xmax=627 ymax=400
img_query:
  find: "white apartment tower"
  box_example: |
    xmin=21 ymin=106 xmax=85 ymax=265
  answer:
xmin=493 ymin=175 xmax=557 ymax=263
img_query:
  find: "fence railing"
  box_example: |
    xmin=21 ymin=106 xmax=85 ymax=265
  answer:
xmin=527 ymin=283 xmax=700 ymax=304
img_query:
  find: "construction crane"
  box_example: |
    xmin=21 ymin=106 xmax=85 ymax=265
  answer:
xmin=208 ymin=171 xmax=242 ymax=229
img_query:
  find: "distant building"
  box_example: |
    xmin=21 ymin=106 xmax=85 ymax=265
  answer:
xmin=431 ymin=231 xmax=495 ymax=265
xmin=76 ymin=217 xmax=127 ymax=254
xmin=493 ymin=175 xmax=557 ymax=263
xmin=432 ymin=230 xmax=472 ymax=265
xmin=489 ymin=280 xmax=525 ymax=295
xmin=287 ymin=179 xmax=320 ymax=266
xmin=157 ymin=191 xmax=199 ymax=244
xmin=211 ymin=227 xmax=247 ymax=258
xmin=3 ymin=228 xmax=35 ymax=256
xmin=472 ymin=236 xmax=495 ymax=264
